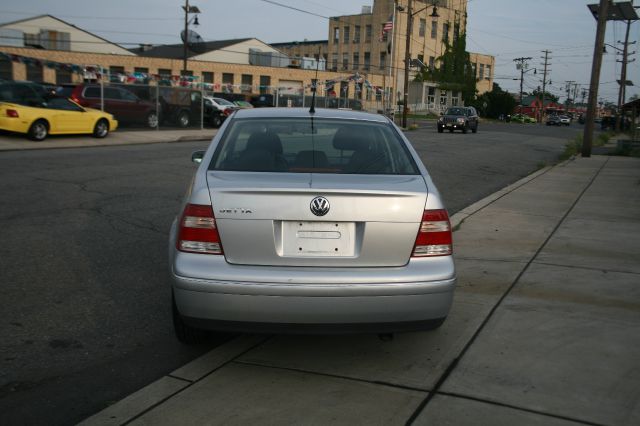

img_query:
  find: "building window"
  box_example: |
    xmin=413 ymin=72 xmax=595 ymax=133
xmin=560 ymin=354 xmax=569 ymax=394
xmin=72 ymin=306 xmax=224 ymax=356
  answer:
xmin=479 ymin=64 xmax=485 ymax=80
xmin=334 ymin=27 xmax=339 ymax=42
xmin=429 ymin=56 xmax=435 ymax=71
xmin=354 ymin=25 xmax=361 ymax=43
xmin=342 ymin=53 xmax=349 ymax=70
xmin=0 ymin=56 xmax=13 ymax=80
xmin=364 ymin=52 xmax=370 ymax=71
xmin=343 ymin=26 xmax=350 ymax=44
xmin=454 ymin=23 xmax=460 ymax=41
xmin=379 ymin=52 xmax=386 ymax=70
xmin=55 ymin=69 xmax=72 ymax=84
xmin=259 ymin=75 xmax=270 ymax=94
xmin=180 ymin=70 xmax=193 ymax=76
xmin=353 ymin=53 xmax=360 ymax=69
xmin=440 ymin=89 xmax=448 ymax=106
xmin=108 ymin=66 xmax=124 ymax=82
xmin=223 ymin=73 xmax=234 ymax=92
xmin=202 ymin=71 xmax=213 ymax=83
xmin=417 ymin=54 xmax=424 ymax=66
xmin=443 ymin=22 xmax=449 ymax=44
xmin=485 ymin=65 xmax=492 ymax=80
xmin=331 ymin=53 xmax=338 ymax=71
xmin=158 ymin=68 xmax=171 ymax=77
xmin=419 ymin=19 xmax=426 ymax=37
xmin=381 ymin=24 xmax=388 ymax=42
xmin=241 ymin=74 xmax=253 ymax=93
xmin=427 ymin=86 xmax=435 ymax=107
xmin=451 ymin=91 xmax=459 ymax=106
xmin=134 ymin=67 xmax=148 ymax=74
xmin=431 ymin=20 xmax=437 ymax=39
xmin=365 ymin=24 xmax=372 ymax=42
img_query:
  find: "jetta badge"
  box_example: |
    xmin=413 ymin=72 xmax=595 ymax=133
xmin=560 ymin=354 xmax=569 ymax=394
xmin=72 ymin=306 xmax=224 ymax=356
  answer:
xmin=310 ymin=196 xmax=330 ymax=216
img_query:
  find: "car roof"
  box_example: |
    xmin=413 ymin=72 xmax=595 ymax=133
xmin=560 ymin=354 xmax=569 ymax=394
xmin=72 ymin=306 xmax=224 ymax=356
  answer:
xmin=233 ymin=107 xmax=388 ymax=122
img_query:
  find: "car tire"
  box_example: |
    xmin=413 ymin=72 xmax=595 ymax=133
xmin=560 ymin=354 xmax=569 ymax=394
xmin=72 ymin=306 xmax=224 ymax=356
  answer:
xmin=147 ymin=111 xmax=159 ymax=128
xmin=28 ymin=119 xmax=48 ymax=141
xmin=437 ymin=126 xmax=443 ymax=133
xmin=177 ymin=111 xmax=190 ymax=128
xmin=92 ymin=119 xmax=109 ymax=138
xmin=472 ymin=124 xmax=478 ymax=133
xmin=462 ymin=124 xmax=468 ymax=134
xmin=211 ymin=114 xmax=222 ymax=128
xmin=172 ymin=293 xmax=206 ymax=344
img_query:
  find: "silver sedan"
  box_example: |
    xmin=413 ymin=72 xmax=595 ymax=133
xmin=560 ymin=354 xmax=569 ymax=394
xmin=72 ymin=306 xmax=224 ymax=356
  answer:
xmin=169 ymin=107 xmax=456 ymax=341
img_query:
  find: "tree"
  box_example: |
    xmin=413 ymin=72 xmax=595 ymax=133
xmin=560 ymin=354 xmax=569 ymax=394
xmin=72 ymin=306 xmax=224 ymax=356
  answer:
xmin=471 ymin=83 xmax=516 ymax=118
xmin=531 ymin=88 xmax=559 ymax=103
xmin=414 ymin=29 xmax=477 ymax=104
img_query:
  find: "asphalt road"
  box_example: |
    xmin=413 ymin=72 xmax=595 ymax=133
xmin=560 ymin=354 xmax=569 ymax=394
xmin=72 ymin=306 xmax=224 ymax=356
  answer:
xmin=0 ymin=121 xmax=583 ymax=425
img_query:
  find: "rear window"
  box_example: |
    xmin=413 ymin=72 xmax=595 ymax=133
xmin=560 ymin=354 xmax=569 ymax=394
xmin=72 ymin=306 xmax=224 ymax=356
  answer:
xmin=210 ymin=118 xmax=419 ymax=175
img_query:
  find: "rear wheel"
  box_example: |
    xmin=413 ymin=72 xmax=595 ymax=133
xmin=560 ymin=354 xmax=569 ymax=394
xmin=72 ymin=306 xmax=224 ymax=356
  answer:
xmin=472 ymin=124 xmax=478 ymax=133
xmin=462 ymin=124 xmax=468 ymax=134
xmin=147 ymin=111 xmax=159 ymax=128
xmin=172 ymin=293 xmax=206 ymax=344
xmin=177 ymin=111 xmax=190 ymax=128
xmin=28 ymin=119 xmax=48 ymax=141
xmin=92 ymin=119 xmax=109 ymax=138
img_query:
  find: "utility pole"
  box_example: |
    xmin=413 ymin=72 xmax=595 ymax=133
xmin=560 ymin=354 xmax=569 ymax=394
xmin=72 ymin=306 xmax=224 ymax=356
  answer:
xmin=615 ymin=19 xmax=636 ymax=132
xmin=565 ymin=80 xmax=575 ymax=113
xmin=582 ymin=0 xmax=610 ymax=158
xmin=540 ymin=50 xmax=551 ymax=123
xmin=514 ymin=57 xmax=533 ymax=111
xmin=402 ymin=0 xmax=413 ymax=128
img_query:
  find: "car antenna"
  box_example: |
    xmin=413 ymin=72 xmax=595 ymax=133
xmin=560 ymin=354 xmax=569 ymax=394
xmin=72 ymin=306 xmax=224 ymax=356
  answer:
xmin=309 ymin=47 xmax=320 ymax=114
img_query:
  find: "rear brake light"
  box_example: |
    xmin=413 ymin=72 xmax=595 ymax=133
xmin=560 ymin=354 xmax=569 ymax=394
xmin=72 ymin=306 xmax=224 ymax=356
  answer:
xmin=6 ymin=109 xmax=19 ymax=118
xmin=177 ymin=204 xmax=223 ymax=255
xmin=412 ymin=209 xmax=453 ymax=257
xmin=71 ymin=96 xmax=80 ymax=103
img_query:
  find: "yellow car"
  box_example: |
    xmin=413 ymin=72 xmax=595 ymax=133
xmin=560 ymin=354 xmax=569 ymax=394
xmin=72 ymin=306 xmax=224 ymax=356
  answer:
xmin=0 ymin=97 xmax=118 ymax=141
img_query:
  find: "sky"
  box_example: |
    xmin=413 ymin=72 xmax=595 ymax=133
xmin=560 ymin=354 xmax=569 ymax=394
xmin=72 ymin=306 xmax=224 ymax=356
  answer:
xmin=1 ymin=0 xmax=638 ymax=103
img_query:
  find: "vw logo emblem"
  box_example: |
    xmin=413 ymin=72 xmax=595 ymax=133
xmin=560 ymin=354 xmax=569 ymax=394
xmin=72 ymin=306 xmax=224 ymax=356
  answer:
xmin=310 ymin=196 xmax=330 ymax=216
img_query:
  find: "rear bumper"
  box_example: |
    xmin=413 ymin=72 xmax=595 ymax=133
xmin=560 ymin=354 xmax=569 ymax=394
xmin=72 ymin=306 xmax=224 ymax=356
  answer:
xmin=172 ymin=266 xmax=456 ymax=331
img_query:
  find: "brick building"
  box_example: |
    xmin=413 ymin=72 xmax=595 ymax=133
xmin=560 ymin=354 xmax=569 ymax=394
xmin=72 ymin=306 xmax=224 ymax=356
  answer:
xmin=273 ymin=0 xmax=495 ymax=112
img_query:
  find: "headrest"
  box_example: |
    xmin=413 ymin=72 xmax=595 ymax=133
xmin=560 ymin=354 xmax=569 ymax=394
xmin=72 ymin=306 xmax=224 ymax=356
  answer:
xmin=332 ymin=126 xmax=372 ymax=151
xmin=246 ymin=131 xmax=283 ymax=154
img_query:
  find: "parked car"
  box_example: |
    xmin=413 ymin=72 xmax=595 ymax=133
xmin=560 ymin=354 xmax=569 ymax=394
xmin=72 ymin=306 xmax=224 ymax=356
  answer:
xmin=546 ymin=115 xmax=562 ymax=126
xmin=512 ymin=113 xmax=536 ymax=124
xmin=0 ymin=94 xmax=117 ymax=141
xmin=233 ymin=100 xmax=254 ymax=109
xmin=169 ymin=107 xmax=455 ymax=340
xmin=437 ymin=106 xmax=478 ymax=133
xmin=158 ymin=87 xmax=204 ymax=128
xmin=203 ymin=97 xmax=228 ymax=128
xmin=57 ymin=84 xmax=158 ymax=128
xmin=558 ymin=115 xmax=571 ymax=126
xmin=0 ymin=81 xmax=53 ymax=107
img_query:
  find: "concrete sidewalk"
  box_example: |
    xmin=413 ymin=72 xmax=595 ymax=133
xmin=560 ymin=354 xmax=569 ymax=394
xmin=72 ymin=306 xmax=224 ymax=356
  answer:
xmin=0 ymin=128 xmax=215 ymax=151
xmin=81 ymin=156 xmax=640 ymax=426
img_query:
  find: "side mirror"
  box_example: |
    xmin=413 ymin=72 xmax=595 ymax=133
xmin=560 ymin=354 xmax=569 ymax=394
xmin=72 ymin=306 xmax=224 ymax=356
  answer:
xmin=191 ymin=150 xmax=205 ymax=164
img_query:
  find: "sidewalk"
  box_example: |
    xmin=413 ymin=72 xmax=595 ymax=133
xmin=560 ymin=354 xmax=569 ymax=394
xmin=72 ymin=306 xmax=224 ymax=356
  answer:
xmin=0 ymin=128 xmax=216 ymax=151
xmin=81 ymin=155 xmax=640 ymax=426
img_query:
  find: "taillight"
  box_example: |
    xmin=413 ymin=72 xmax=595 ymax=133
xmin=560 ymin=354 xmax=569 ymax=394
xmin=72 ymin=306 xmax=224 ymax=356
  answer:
xmin=223 ymin=108 xmax=232 ymax=116
xmin=6 ymin=109 xmax=19 ymax=118
xmin=412 ymin=209 xmax=453 ymax=257
xmin=71 ymin=96 xmax=80 ymax=104
xmin=177 ymin=204 xmax=223 ymax=255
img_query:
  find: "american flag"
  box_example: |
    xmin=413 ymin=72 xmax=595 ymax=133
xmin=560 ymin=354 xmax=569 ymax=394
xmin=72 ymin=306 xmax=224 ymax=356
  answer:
xmin=382 ymin=14 xmax=394 ymax=33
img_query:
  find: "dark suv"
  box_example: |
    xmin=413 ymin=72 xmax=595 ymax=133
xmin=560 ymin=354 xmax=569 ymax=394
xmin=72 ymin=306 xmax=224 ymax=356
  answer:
xmin=57 ymin=84 xmax=158 ymax=128
xmin=437 ymin=106 xmax=479 ymax=134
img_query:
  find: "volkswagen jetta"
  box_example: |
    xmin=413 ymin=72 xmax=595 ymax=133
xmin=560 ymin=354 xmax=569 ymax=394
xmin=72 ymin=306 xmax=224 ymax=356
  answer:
xmin=169 ymin=107 xmax=455 ymax=341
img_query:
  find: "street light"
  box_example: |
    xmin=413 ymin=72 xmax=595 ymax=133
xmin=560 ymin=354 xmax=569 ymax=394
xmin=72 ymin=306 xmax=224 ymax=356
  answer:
xmin=401 ymin=0 xmax=439 ymax=128
xmin=182 ymin=0 xmax=201 ymax=74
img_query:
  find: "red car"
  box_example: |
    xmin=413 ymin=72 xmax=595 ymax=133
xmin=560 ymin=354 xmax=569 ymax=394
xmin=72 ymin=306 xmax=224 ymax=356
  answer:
xmin=57 ymin=84 xmax=158 ymax=128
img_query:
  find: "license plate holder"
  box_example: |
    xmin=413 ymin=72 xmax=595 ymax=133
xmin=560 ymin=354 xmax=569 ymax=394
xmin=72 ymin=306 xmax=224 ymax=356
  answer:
xmin=282 ymin=221 xmax=355 ymax=257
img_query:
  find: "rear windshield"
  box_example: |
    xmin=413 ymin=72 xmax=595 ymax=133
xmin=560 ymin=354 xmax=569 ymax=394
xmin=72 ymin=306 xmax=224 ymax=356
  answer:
xmin=210 ymin=118 xmax=419 ymax=175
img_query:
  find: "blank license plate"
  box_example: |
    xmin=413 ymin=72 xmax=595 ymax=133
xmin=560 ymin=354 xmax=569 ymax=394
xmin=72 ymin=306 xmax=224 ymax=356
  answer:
xmin=282 ymin=221 xmax=355 ymax=257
